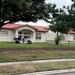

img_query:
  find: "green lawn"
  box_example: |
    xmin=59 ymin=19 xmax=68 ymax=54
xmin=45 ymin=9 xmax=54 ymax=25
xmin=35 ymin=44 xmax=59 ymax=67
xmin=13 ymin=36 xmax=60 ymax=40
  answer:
xmin=0 ymin=42 xmax=57 ymax=48
xmin=0 ymin=42 xmax=75 ymax=62
xmin=0 ymin=42 xmax=75 ymax=74
xmin=0 ymin=56 xmax=17 ymax=62
xmin=0 ymin=42 xmax=75 ymax=48
xmin=0 ymin=50 xmax=75 ymax=62
xmin=0 ymin=74 xmax=3 ymax=75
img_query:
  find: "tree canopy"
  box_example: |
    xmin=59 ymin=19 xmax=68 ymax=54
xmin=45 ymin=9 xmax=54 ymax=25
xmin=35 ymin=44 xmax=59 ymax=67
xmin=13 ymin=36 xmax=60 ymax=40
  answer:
xmin=54 ymin=0 xmax=75 ymax=30
xmin=0 ymin=0 xmax=56 ymax=28
xmin=50 ymin=0 xmax=75 ymax=34
xmin=50 ymin=8 xmax=69 ymax=34
xmin=66 ymin=0 xmax=75 ymax=29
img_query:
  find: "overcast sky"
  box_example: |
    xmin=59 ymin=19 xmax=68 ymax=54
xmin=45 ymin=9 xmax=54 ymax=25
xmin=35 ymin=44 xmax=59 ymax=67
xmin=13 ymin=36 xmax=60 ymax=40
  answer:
xmin=16 ymin=0 xmax=72 ymax=26
xmin=45 ymin=0 xmax=72 ymax=8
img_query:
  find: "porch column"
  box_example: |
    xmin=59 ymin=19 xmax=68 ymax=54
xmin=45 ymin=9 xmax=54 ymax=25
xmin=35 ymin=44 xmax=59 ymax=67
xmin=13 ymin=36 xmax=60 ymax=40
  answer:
xmin=15 ymin=30 xmax=18 ymax=38
xmin=33 ymin=31 xmax=36 ymax=42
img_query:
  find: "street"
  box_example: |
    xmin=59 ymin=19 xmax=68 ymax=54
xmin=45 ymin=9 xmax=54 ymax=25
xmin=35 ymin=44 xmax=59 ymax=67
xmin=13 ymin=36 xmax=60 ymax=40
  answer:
xmin=52 ymin=72 xmax=75 ymax=75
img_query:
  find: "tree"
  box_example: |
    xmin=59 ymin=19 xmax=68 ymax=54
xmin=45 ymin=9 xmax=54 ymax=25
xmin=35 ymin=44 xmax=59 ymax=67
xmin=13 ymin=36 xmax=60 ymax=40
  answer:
xmin=50 ymin=8 xmax=70 ymax=45
xmin=66 ymin=0 xmax=75 ymax=29
xmin=0 ymin=0 xmax=55 ymax=29
xmin=50 ymin=20 xmax=69 ymax=45
xmin=50 ymin=0 xmax=75 ymax=45
xmin=60 ymin=0 xmax=75 ymax=30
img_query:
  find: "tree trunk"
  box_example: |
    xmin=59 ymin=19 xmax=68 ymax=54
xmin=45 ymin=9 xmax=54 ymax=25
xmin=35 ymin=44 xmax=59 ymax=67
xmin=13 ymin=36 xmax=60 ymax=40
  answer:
xmin=0 ymin=23 xmax=3 ymax=31
xmin=0 ymin=25 xmax=2 ymax=31
xmin=55 ymin=32 xmax=60 ymax=45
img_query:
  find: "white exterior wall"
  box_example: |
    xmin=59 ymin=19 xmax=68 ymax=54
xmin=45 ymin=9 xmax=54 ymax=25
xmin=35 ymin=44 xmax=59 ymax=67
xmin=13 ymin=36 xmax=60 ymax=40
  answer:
xmin=46 ymin=30 xmax=74 ymax=43
xmin=0 ymin=29 xmax=14 ymax=42
xmin=35 ymin=32 xmax=46 ymax=42
xmin=64 ymin=34 xmax=73 ymax=41
xmin=46 ymin=31 xmax=56 ymax=40
xmin=46 ymin=31 xmax=56 ymax=43
xmin=0 ymin=28 xmax=75 ymax=43
xmin=63 ymin=34 xmax=75 ymax=43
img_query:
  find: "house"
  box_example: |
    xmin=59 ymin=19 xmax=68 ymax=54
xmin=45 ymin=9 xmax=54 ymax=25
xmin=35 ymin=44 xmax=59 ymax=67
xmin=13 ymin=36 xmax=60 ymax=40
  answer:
xmin=0 ymin=23 xmax=75 ymax=43
xmin=0 ymin=24 xmax=49 ymax=43
xmin=46 ymin=30 xmax=75 ymax=43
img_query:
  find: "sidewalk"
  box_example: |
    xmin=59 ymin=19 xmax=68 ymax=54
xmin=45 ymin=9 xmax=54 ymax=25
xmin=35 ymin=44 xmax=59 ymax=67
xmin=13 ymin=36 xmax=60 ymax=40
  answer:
xmin=0 ymin=59 xmax=75 ymax=66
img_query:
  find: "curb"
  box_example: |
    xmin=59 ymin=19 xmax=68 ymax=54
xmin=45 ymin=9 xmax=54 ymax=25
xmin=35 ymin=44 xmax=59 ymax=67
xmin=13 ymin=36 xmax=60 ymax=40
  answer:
xmin=20 ymin=69 xmax=75 ymax=75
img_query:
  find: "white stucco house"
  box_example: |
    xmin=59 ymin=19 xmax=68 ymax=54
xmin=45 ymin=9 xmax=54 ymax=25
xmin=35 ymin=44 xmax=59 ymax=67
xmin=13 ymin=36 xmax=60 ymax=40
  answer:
xmin=0 ymin=23 xmax=75 ymax=43
xmin=0 ymin=24 xmax=49 ymax=43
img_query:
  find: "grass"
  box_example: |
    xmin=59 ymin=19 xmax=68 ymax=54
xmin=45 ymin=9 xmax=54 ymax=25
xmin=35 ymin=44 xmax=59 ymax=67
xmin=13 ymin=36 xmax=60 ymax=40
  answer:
xmin=0 ymin=56 xmax=17 ymax=62
xmin=0 ymin=74 xmax=3 ymax=75
xmin=0 ymin=42 xmax=52 ymax=48
xmin=0 ymin=50 xmax=75 ymax=62
xmin=0 ymin=42 xmax=75 ymax=48
xmin=0 ymin=42 xmax=75 ymax=62
xmin=0 ymin=42 xmax=75 ymax=74
xmin=1 ymin=61 xmax=75 ymax=75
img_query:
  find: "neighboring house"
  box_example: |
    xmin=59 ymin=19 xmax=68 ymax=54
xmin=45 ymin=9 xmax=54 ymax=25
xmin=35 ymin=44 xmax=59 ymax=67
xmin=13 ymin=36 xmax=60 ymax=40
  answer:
xmin=0 ymin=23 xmax=75 ymax=43
xmin=46 ymin=30 xmax=75 ymax=43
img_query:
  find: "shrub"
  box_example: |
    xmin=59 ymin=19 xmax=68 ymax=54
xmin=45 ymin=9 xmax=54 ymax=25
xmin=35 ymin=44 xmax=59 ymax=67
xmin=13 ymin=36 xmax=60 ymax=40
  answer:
xmin=55 ymin=36 xmax=61 ymax=45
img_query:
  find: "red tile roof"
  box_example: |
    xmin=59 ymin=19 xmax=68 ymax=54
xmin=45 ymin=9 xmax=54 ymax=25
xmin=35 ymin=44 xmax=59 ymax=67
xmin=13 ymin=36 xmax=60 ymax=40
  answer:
xmin=68 ymin=30 xmax=75 ymax=34
xmin=2 ymin=24 xmax=48 ymax=32
xmin=2 ymin=24 xmax=23 ymax=29
xmin=27 ymin=25 xmax=48 ymax=32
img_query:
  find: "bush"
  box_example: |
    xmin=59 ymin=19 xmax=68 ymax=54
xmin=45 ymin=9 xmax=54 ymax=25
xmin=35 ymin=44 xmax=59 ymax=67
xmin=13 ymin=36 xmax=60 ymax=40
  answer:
xmin=55 ymin=36 xmax=61 ymax=45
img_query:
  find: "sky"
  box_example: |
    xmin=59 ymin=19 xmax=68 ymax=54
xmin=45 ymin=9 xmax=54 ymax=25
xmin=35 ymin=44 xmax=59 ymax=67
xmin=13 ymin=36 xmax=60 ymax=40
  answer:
xmin=16 ymin=0 xmax=72 ymax=26
xmin=45 ymin=0 xmax=72 ymax=8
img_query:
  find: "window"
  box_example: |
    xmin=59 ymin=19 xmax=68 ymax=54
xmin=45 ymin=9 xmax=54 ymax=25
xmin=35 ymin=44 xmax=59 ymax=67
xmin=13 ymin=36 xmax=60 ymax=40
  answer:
xmin=60 ymin=36 xmax=65 ymax=41
xmin=24 ymin=33 xmax=30 ymax=36
xmin=0 ymin=31 xmax=8 ymax=36
xmin=73 ymin=35 xmax=75 ymax=40
xmin=36 ymin=32 xmax=41 ymax=39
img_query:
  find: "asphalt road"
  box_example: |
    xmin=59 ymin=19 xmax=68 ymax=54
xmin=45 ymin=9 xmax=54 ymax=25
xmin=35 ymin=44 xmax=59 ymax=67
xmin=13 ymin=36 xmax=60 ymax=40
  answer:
xmin=52 ymin=72 xmax=75 ymax=75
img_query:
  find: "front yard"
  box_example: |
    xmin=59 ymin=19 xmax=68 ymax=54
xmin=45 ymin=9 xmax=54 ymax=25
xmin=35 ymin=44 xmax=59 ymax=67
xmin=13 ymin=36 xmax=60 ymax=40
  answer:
xmin=0 ymin=42 xmax=75 ymax=62
xmin=0 ymin=42 xmax=75 ymax=75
